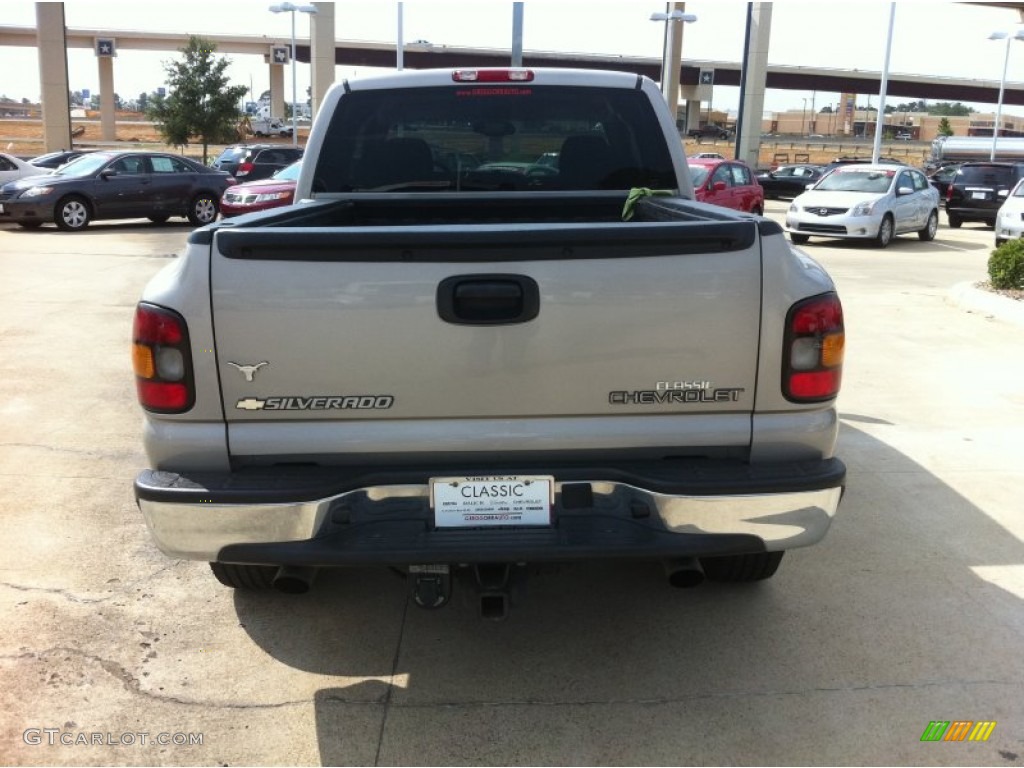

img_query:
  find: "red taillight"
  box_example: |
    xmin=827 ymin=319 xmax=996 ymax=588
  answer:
xmin=133 ymin=305 xmax=182 ymax=344
xmin=452 ymin=69 xmax=534 ymax=82
xmin=237 ymin=161 xmax=255 ymax=177
xmin=133 ymin=303 xmax=194 ymax=413
xmin=946 ymin=183 xmax=953 ymax=202
xmin=136 ymin=380 xmax=190 ymax=411
xmin=783 ymin=293 xmax=844 ymax=403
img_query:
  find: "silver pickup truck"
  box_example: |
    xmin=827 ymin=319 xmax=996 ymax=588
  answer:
xmin=133 ymin=68 xmax=845 ymax=617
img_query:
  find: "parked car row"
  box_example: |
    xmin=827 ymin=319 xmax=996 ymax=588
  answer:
xmin=6 ymin=145 xmax=1024 ymax=249
xmin=0 ymin=150 xmax=235 ymax=230
xmin=0 ymin=145 xmax=305 ymax=231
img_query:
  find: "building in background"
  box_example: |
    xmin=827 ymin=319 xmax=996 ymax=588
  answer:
xmin=761 ymin=108 xmax=1024 ymax=141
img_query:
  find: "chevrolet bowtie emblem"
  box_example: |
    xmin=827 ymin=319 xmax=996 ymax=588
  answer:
xmin=227 ymin=361 xmax=268 ymax=382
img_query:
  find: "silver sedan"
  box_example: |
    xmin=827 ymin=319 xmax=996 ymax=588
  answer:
xmin=785 ymin=164 xmax=940 ymax=248
xmin=0 ymin=151 xmax=45 ymax=185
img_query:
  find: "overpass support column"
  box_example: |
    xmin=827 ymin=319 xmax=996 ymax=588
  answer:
xmin=269 ymin=61 xmax=286 ymax=118
xmin=663 ymin=2 xmax=686 ymax=114
xmin=35 ymin=2 xmax=72 ymax=152
xmin=680 ymin=85 xmax=702 ymax=134
xmin=736 ymin=3 xmax=772 ymax=169
xmin=98 ymin=55 xmax=116 ymax=141
xmin=310 ymin=2 xmax=335 ymax=119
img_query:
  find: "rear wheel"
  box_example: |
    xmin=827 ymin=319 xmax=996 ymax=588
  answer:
xmin=873 ymin=214 xmax=894 ymax=248
xmin=789 ymin=233 xmax=810 ymax=245
xmin=187 ymin=193 xmax=219 ymax=226
xmin=947 ymin=213 xmax=962 ymax=229
xmin=700 ymin=552 xmax=784 ymax=582
xmin=54 ymin=195 xmax=91 ymax=231
xmin=918 ymin=210 xmax=938 ymax=241
xmin=750 ymin=205 xmax=764 ymax=217
xmin=148 ymin=215 xmax=169 ymax=225
xmin=209 ymin=562 xmax=276 ymax=590
xmin=17 ymin=221 xmax=43 ymax=230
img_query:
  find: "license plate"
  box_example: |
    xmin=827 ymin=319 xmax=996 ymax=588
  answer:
xmin=972 ymin=191 xmax=988 ymax=200
xmin=430 ymin=475 xmax=553 ymax=528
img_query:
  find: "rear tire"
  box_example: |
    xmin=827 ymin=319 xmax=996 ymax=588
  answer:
xmin=148 ymin=215 xmax=169 ymax=225
xmin=750 ymin=205 xmax=764 ymax=217
xmin=918 ymin=210 xmax=938 ymax=241
xmin=947 ymin=214 xmax=962 ymax=229
xmin=209 ymin=562 xmax=276 ymax=590
xmin=17 ymin=221 xmax=43 ymax=229
xmin=54 ymin=195 xmax=91 ymax=231
xmin=995 ymin=237 xmax=1007 ymax=248
xmin=700 ymin=552 xmax=784 ymax=582
xmin=790 ymin=233 xmax=810 ymax=245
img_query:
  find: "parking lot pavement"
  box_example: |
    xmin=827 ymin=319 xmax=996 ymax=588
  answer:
xmin=1 ymin=217 xmax=1022 ymax=766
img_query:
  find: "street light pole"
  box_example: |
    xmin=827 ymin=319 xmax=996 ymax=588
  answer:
xmin=269 ymin=2 xmax=317 ymax=147
xmin=988 ymin=29 xmax=1024 ymax=161
xmin=650 ymin=7 xmax=697 ymax=108
xmin=801 ymin=98 xmax=807 ymax=137
xmin=871 ymin=2 xmax=895 ymax=163
xmin=397 ymin=1 xmax=404 ymax=70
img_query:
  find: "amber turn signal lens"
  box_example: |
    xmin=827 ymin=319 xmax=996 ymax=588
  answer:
xmin=132 ymin=343 xmax=155 ymax=379
xmin=821 ymin=333 xmax=845 ymax=368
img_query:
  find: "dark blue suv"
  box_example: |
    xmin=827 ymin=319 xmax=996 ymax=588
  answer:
xmin=945 ymin=161 xmax=1024 ymax=228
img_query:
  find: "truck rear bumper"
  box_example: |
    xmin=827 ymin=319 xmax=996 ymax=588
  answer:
xmin=135 ymin=458 xmax=845 ymax=564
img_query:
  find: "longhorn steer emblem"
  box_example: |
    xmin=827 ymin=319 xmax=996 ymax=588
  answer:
xmin=228 ymin=361 xmax=268 ymax=382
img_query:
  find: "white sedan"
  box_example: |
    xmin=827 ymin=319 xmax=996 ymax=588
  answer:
xmin=994 ymin=178 xmax=1024 ymax=247
xmin=0 ymin=152 xmax=47 ymax=185
xmin=785 ymin=163 xmax=940 ymax=248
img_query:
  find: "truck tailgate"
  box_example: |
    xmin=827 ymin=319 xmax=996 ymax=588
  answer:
xmin=210 ymin=220 xmax=762 ymax=458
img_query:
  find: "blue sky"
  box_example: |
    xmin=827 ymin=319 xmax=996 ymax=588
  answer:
xmin=1 ymin=1 xmax=1023 ymax=114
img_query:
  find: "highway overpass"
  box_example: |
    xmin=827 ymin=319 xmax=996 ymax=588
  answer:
xmin=5 ymin=11 xmax=1024 ymax=160
xmin=3 ymin=22 xmax=1024 ymax=106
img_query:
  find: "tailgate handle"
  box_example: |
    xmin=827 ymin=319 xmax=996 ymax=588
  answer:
xmin=437 ymin=274 xmax=540 ymax=325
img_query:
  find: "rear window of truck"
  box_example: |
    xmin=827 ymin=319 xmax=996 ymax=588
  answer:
xmin=312 ymin=85 xmax=676 ymax=193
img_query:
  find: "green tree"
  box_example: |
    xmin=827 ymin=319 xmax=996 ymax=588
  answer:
xmin=147 ymin=36 xmax=247 ymax=163
xmin=937 ymin=117 xmax=954 ymax=137
xmin=929 ymin=102 xmax=974 ymax=117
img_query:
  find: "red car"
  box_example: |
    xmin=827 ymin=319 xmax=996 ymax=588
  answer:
xmin=220 ymin=160 xmax=300 ymax=217
xmin=687 ymin=158 xmax=764 ymax=215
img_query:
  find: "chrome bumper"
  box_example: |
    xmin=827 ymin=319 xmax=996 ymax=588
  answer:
xmin=137 ymin=471 xmax=844 ymax=563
